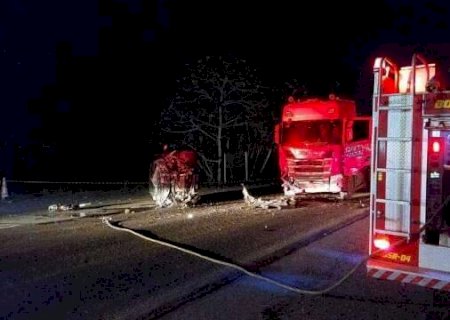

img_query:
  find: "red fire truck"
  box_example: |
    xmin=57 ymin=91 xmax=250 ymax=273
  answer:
xmin=274 ymin=95 xmax=371 ymax=199
xmin=367 ymin=54 xmax=450 ymax=291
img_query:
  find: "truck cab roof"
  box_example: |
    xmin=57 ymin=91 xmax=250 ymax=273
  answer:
xmin=282 ymin=98 xmax=357 ymax=122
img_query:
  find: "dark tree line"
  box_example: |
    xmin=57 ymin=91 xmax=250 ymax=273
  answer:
xmin=15 ymin=0 xmax=426 ymax=184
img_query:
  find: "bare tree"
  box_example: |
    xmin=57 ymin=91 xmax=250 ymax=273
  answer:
xmin=160 ymin=55 xmax=273 ymax=185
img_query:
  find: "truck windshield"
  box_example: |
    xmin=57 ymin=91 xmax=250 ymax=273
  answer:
xmin=281 ymin=120 xmax=342 ymax=145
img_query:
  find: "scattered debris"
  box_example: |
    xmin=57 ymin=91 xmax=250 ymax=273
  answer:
xmin=78 ymin=202 xmax=91 ymax=208
xmin=48 ymin=204 xmax=72 ymax=212
xmin=242 ymin=184 xmax=291 ymax=210
xmin=48 ymin=204 xmax=58 ymax=211
xmin=48 ymin=202 xmax=91 ymax=212
xmin=282 ymin=179 xmax=304 ymax=198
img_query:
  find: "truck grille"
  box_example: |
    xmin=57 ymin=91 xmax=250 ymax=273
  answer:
xmin=287 ymin=158 xmax=332 ymax=180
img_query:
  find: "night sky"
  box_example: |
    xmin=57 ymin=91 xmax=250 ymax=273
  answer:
xmin=1 ymin=0 xmax=450 ymax=183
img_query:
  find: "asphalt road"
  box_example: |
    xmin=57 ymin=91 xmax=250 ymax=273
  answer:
xmin=2 ymin=195 xmax=446 ymax=319
xmin=162 ymin=217 xmax=450 ymax=320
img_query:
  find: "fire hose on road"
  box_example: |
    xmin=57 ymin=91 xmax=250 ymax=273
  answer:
xmin=101 ymin=214 xmax=368 ymax=296
xmin=102 ymin=195 xmax=450 ymax=295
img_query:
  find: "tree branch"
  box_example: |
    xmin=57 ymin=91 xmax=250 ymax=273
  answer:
xmin=190 ymin=120 xmax=216 ymax=141
xmin=191 ymin=115 xmax=217 ymax=129
xmin=223 ymin=121 xmax=246 ymax=129
xmin=162 ymin=127 xmax=197 ymax=134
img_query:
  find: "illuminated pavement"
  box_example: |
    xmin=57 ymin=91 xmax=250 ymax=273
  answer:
xmin=0 ymin=195 xmax=370 ymax=319
xmin=159 ymin=218 xmax=449 ymax=320
xmin=0 ymin=183 xmax=275 ymax=226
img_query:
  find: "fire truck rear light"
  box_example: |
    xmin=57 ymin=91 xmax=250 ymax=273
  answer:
xmin=374 ymin=237 xmax=390 ymax=250
xmin=432 ymin=141 xmax=440 ymax=153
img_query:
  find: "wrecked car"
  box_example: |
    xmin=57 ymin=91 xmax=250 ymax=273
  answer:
xmin=150 ymin=147 xmax=199 ymax=207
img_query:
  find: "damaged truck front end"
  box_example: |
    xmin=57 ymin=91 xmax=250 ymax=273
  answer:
xmin=279 ymin=144 xmax=345 ymax=198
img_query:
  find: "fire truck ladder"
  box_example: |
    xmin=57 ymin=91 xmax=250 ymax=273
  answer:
xmin=370 ymin=55 xmax=429 ymax=245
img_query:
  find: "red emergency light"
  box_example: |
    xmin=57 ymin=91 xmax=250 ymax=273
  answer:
xmin=374 ymin=237 xmax=390 ymax=250
xmin=432 ymin=141 xmax=441 ymax=153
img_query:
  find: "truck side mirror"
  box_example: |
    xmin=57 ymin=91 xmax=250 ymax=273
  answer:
xmin=274 ymin=124 xmax=280 ymax=144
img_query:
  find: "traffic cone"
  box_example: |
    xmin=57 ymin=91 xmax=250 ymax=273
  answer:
xmin=1 ymin=177 xmax=9 ymax=200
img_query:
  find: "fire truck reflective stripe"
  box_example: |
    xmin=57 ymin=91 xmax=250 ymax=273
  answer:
xmin=410 ymin=276 xmax=424 ymax=285
xmin=418 ymin=278 xmax=433 ymax=287
xmin=369 ymin=269 xmax=386 ymax=278
xmin=442 ymin=283 xmax=450 ymax=291
xmin=401 ymin=274 xmax=416 ymax=284
xmin=388 ymin=272 xmax=407 ymax=282
xmin=426 ymin=279 xmax=440 ymax=288
xmin=433 ymin=280 xmax=448 ymax=290
xmin=433 ymin=282 xmax=450 ymax=291
xmin=368 ymin=268 xmax=450 ymax=291
xmin=367 ymin=268 xmax=379 ymax=277
xmin=379 ymin=271 xmax=393 ymax=280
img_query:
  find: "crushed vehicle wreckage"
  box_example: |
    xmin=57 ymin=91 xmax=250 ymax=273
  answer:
xmin=242 ymin=184 xmax=292 ymax=210
xmin=150 ymin=146 xmax=294 ymax=209
xmin=150 ymin=148 xmax=200 ymax=208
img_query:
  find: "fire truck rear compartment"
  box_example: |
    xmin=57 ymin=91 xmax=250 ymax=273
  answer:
xmin=368 ymin=54 xmax=450 ymax=289
xmin=424 ymin=129 xmax=450 ymax=247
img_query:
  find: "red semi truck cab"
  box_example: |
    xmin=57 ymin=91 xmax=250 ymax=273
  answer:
xmin=274 ymin=95 xmax=371 ymax=199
